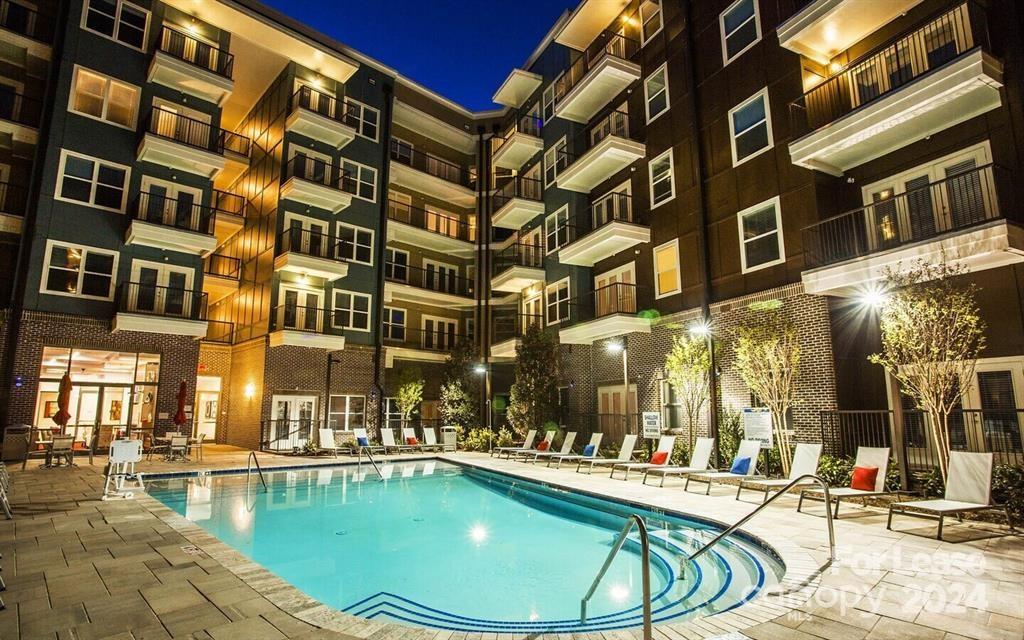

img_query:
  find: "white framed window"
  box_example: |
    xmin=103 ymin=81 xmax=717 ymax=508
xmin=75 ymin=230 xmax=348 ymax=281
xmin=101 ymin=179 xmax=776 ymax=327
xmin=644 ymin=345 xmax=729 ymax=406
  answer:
xmin=56 ymin=149 xmax=130 ymax=212
xmin=544 ymin=136 xmax=566 ymax=187
xmin=69 ymin=66 xmax=139 ymax=130
xmin=332 ymin=289 xmax=371 ymax=331
xmin=648 ymin=148 xmax=675 ymax=208
xmin=341 ymin=159 xmax=377 ymax=202
xmin=639 ymin=0 xmax=663 ymax=46
xmin=737 ymin=196 xmax=785 ymax=273
xmin=545 ymin=277 xmax=570 ymax=325
xmin=343 ymin=98 xmax=380 ymax=141
xmin=40 ymin=240 xmax=118 ymax=300
xmin=329 ymin=395 xmax=366 ymax=430
xmin=644 ymin=64 xmax=669 ymax=123
xmin=653 ymin=239 xmax=681 ymax=299
xmin=337 ymin=223 xmax=373 ymax=265
xmin=383 ymin=307 xmax=406 ymax=341
xmin=385 ymin=248 xmax=409 ymax=282
xmin=82 ymin=0 xmax=149 ymax=51
xmin=729 ymin=88 xmax=773 ymax=166
xmin=544 ymin=204 xmax=569 ymax=254
xmin=542 ymin=81 xmax=557 ymax=122
xmin=720 ymin=0 xmax=761 ymax=66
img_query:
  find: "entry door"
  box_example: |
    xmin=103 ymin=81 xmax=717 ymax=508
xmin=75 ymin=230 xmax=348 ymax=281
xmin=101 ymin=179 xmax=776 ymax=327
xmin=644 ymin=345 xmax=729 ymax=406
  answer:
xmin=594 ymin=264 xmax=635 ymax=316
xmin=285 ymin=215 xmax=330 ymax=257
xmin=72 ymin=385 xmax=100 ymax=445
xmin=598 ymin=384 xmax=637 ymax=433
xmin=130 ymin=262 xmax=194 ymax=317
xmin=522 ymin=228 xmax=543 ymax=267
xmin=271 ymin=395 xmax=317 ymax=450
xmin=281 ymin=287 xmax=323 ymax=332
xmin=141 ymin=177 xmax=202 ymax=229
xmin=522 ymin=293 xmax=542 ymax=332
xmin=424 ymin=260 xmax=458 ymax=294
xmin=289 ymin=146 xmax=332 ymax=185
xmin=99 ymin=386 xmax=131 ymax=446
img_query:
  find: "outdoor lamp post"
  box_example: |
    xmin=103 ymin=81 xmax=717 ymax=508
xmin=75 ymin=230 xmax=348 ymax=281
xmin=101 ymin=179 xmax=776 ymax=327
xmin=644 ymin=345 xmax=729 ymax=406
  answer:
xmin=689 ymin=319 xmax=720 ymax=467
xmin=473 ymin=363 xmax=492 ymax=450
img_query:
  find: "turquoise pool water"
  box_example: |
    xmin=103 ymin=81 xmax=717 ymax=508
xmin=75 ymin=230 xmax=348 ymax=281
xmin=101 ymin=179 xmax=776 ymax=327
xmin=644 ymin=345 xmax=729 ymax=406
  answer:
xmin=147 ymin=460 xmax=784 ymax=633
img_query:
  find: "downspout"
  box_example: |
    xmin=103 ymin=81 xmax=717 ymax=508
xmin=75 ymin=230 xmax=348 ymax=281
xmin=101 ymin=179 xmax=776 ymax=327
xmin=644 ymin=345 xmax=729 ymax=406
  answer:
xmin=476 ymin=124 xmax=491 ymax=431
xmin=371 ymin=81 xmax=396 ymax=436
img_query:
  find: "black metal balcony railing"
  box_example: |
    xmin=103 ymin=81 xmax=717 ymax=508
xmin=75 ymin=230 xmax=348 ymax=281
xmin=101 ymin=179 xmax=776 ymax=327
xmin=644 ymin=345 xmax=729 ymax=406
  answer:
xmin=143 ymin=107 xmax=252 ymax=158
xmin=382 ymin=325 xmax=467 ymax=353
xmin=557 ymin=109 xmax=632 ymax=172
xmin=0 ymin=87 xmax=41 ymax=128
xmin=0 ymin=181 xmax=27 ymax=217
xmin=260 ymin=419 xmax=326 ymax=451
xmin=385 ymin=262 xmax=473 ymax=297
xmin=567 ymin=282 xmax=640 ymax=324
xmin=493 ymin=113 xmax=544 ymax=155
xmin=204 ymin=253 xmax=241 ymax=280
xmin=156 ymin=26 xmax=234 ymax=79
xmin=272 ymin=304 xmax=338 ymax=335
xmin=553 ymin=30 xmax=639 ymax=106
xmin=116 ymin=282 xmax=207 ymax=321
xmin=204 ymin=319 xmax=234 ymax=344
xmin=277 ymin=227 xmax=347 ymax=263
xmin=803 ymin=164 xmax=1005 ymax=269
xmin=212 ymin=189 xmax=246 ymax=220
xmin=282 ymin=155 xmax=357 ymax=195
xmin=492 ymin=175 xmax=543 ymax=210
xmin=0 ymin=0 xmax=55 ymax=43
xmin=561 ymin=192 xmax=645 ymax=246
xmin=491 ymin=312 xmax=543 ymax=344
xmin=290 ymin=85 xmax=355 ymax=124
xmin=492 ymin=242 xmax=544 ymax=276
xmin=390 ymin=139 xmax=474 ymax=188
xmin=132 ymin=192 xmax=216 ymax=235
xmin=386 ymin=199 xmax=475 ymax=242
xmin=791 ymin=2 xmax=987 ymax=136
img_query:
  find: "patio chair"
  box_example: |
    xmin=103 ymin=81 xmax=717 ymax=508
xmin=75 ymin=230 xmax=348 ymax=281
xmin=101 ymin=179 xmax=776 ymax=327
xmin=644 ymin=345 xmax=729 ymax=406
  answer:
xmin=798 ymin=446 xmax=897 ymax=518
xmin=380 ymin=428 xmax=416 ymax=453
xmin=317 ymin=429 xmax=343 ymax=457
xmin=168 ymin=435 xmax=189 ymax=461
xmin=492 ymin=429 xmax=537 ymax=458
xmin=187 ymin=433 xmax=206 ymax=462
xmin=0 ymin=469 xmax=12 ymax=519
xmin=577 ymin=434 xmax=639 ymax=473
xmin=610 ymin=436 xmax=677 ymax=480
xmin=401 ymin=427 xmax=434 ymax=452
xmin=147 ymin=431 xmax=180 ymax=461
xmin=887 ymin=451 xmax=1015 ymax=540
xmin=506 ymin=430 xmax=556 ymax=460
xmin=353 ymin=428 xmax=386 ymax=455
xmin=546 ymin=433 xmax=603 ymax=469
xmin=643 ymin=437 xmax=715 ymax=486
xmin=103 ymin=439 xmax=145 ymax=500
xmin=685 ymin=439 xmax=763 ymax=495
xmin=420 ymin=426 xmax=444 ymax=452
xmin=527 ymin=431 xmax=577 ymax=464
xmin=46 ymin=436 xmax=75 ymax=468
xmin=736 ymin=443 xmax=822 ymax=502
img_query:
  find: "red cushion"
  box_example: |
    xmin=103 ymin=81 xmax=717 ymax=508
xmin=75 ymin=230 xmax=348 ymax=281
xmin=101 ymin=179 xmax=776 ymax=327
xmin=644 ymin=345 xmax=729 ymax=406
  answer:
xmin=536 ymin=440 xmax=549 ymax=451
xmin=850 ymin=466 xmax=878 ymax=491
xmin=650 ymin=451 xmax=668 ymax=465
xmin=406 ymin=437 xmax=418 ymax=445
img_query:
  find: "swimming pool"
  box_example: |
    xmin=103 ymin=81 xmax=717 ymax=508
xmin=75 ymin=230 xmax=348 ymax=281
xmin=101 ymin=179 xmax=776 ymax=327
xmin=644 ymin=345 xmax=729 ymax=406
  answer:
xmin=147 ymin=460 xmax=784 ymax=633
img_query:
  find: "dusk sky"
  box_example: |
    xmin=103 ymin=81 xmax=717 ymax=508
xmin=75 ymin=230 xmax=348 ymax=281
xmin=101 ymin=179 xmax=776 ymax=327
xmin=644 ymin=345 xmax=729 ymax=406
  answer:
xmin=261 ymin=0 xmax=576 ymax=112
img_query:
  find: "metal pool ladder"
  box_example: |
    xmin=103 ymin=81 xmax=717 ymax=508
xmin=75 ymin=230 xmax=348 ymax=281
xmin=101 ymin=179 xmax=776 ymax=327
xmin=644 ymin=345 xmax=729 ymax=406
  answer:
xmin=247 ymin=451 xmax=267 ymax=490
xmin=580 ymin=513 xmax=652 ymax=639
xmin=357 ymin=447 xmax=385 ymax=481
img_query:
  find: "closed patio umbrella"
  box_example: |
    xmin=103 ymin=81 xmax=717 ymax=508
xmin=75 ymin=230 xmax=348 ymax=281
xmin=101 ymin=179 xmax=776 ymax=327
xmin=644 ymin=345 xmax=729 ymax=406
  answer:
xmin=52 ymin=372 xmax=72 ymax=435
xmin=174 ymin=380 xmax=188 ymax=433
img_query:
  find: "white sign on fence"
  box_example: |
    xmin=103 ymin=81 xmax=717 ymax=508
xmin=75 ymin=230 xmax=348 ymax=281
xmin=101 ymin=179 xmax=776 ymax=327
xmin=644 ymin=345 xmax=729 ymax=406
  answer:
xmin=641 ymin=412 xmax=662 ymax=439
xmin=742 ymin=408 xmax=774 ymax=449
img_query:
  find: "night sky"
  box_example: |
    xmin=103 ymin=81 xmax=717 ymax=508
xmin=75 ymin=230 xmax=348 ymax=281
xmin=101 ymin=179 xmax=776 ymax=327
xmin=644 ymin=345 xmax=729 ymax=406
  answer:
xmin=261 ymin=0 xmax=576 ymax=112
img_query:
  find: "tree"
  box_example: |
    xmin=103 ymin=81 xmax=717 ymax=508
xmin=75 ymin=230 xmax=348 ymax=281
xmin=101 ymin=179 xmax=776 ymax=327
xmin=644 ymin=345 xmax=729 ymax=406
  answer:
xmin=395 ymin=367 xmax=424 ymax=427
xmin=868 ymin=259 xmax=986 ymax=481
xmin=733 ymin=303 xmax=800 ymax=476
xmin=664 ymin=332 xmax=711 ymax=449
xmin=507 ymin=323 xmax=560 ymax=436
xmin=439 ymin=342 xmax=481 ymax=430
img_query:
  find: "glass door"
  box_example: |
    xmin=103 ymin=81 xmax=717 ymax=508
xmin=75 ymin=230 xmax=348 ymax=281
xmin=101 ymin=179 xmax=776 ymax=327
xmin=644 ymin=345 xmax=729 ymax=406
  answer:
xmin=271 ymin=395 xmax=317 ymax=450
xmin=281 ymin=287 xmax=323 ymax=332
xmin=130 ymin=262 xmax=194 ymax=317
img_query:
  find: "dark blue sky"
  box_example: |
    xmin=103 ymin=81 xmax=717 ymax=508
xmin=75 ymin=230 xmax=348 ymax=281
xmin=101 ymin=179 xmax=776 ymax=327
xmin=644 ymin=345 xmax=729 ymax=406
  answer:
xmin=262 ymin=0 xmax=575 ymax=111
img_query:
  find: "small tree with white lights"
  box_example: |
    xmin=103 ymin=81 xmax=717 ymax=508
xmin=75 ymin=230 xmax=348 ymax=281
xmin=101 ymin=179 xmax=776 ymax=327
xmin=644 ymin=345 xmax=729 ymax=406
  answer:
xmin=665 ymin=330 xmax=711 ymax=450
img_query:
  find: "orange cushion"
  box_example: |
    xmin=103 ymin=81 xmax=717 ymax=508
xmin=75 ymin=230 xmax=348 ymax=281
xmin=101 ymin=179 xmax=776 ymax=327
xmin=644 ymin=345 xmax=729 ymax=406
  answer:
xmin=406 ymin=437 xmax=418 ymax=445
xmin=650 ymin=451 xmax=668 ymax=465
xmin=850 ymin=466 xmax=878 ymax=491
xmin=536 ymin=440 xmax=549 ymax=451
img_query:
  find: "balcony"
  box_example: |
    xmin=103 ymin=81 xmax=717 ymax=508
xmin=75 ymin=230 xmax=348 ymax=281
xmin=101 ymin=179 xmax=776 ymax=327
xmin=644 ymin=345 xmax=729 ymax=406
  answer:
xmin=491 ymin=175 xmax=544 ymax=230
xmin=280 ymin=156 xmax=355 ymax=213
xmin=203 ymin=253 xmax=241 ymax=303
xmin=148 ymin=26 xmax=234 ymax=105
xmin=778 ymin=0 xmax=925 ymax=64
xmin=286 ymin=86 xmax=357 ymax=149
xmin=0 ymin=0 xmax=55 ymax=57
xmin=204 ymin=319 xmax=234 ymax=344
xmin=273 ymin=228 xmax=349 ymax=281
xmin=788 ymin=3 xmax=1002 ymax=175
xmin=112 ymin=282 xmax=208 ymax=337
xmin=802 ymin=164 xmax=1024 ymax=295
xmin=137 ymin=107 xmax=251 ymax=179
xmin=490 ymin=312 xmax=543 ymax=359
xmin=555 ymin=110 xmax=645 ymax=193
xmin=384 ymin=263 xmax=474 ymax=308
xmin=386 ymin=200 xmax=475 ymax=256
xmin=553 ymin=31 xmax=640 ymax=124
xmin=383 ymin=326 xmax=468 ymax=368
xmin=389 ymin=141 xmax=476 ymax=207
xmin=491 ymin=114 xmax=543 ymax=170
xmin=0 ymin=88 xmax=41 ymax=145
xmin=490 ymin=242 xmax=544 ymax=293
xmin=125 ymin=193 xmax=218 ymax=256
xmin=212 ymin=189 xmax=246 ymax=243
xmin=0 ymin=181 xmax=27 ymax=234
xmin=269 ymin=304 xmax=346 ymax=350
xmin=558 ymin=193 xmax=649 ymax=266
xmin=559 ymin=282 xmax=652 ymax=345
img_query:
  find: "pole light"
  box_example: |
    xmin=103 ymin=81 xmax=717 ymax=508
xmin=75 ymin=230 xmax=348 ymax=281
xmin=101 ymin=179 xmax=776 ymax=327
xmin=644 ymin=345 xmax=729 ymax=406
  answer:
xmin=606 ymin=340 xmax=631 ymax=436
xmin=473 ymin=362 xmax=492 ymax=450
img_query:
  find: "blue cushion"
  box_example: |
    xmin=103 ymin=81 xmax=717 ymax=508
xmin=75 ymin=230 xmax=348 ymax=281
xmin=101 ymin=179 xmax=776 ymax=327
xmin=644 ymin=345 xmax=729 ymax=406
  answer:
xmin=730 ymin=456 xmax=751 ymax=475
xmin=582 ymin=444 xmax=596 ymax=456
xmin=357 ymin=437 xmax=369 ymax=447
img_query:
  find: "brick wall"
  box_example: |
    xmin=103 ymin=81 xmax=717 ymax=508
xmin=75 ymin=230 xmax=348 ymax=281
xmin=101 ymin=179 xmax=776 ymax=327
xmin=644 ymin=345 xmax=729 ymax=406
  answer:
xmin=225 ymin=338 xmax=265 ymax=449
xmin=197 ymin=343 xmax=232 ymax=444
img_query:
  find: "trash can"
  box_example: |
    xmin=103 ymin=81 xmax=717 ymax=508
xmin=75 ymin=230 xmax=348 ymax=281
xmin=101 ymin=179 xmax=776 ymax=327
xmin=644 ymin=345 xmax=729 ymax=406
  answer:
xmin=1 ymin=425 xmax=31 ymax=463
xmin=440 ymin=426 xmax=458 ymax=452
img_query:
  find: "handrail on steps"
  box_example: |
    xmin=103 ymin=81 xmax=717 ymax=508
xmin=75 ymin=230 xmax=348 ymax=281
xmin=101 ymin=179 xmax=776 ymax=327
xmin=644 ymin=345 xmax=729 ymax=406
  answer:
xmin=357 ymin=446 xmax=385 ymax=481
xmin=247 ymin=451 xmax=267 ymax=490
xmin=580 ymin=513 xmax=652 ymax=639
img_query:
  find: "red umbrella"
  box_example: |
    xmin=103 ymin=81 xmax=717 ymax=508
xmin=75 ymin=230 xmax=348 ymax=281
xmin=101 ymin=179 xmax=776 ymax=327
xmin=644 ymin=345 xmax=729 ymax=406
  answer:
xmin=174 ymin=380 xmax=188 ymax=428
xmin=52 ymin=373 xmax=72 ymax=429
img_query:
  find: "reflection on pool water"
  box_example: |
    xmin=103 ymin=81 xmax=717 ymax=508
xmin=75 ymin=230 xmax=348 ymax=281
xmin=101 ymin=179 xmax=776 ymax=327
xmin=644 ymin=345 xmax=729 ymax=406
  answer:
xmin=147 ymin=461 xmax=784 ymax=633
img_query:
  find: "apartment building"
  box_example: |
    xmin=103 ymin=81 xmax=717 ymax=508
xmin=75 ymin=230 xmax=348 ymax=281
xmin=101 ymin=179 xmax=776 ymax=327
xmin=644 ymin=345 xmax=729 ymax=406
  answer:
xmin=0 ymin=0 xmax=1021 ymax=460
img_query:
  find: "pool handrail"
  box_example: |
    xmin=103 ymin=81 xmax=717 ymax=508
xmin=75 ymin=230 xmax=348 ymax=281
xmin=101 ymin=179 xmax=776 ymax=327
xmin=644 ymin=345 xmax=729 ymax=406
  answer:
xmin=247 ymin=451 xmax=267 ymax=490
xmin=580 ymin=513 xmax=652 ymax=639
xmin=357 ymin=446 xmax=385 ymax=481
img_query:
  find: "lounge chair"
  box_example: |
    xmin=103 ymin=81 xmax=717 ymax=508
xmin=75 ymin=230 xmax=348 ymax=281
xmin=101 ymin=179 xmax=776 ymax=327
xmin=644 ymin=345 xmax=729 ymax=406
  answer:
xmin=419 ymin=426 xmax=444 ymax=452
xmin=798 ymin=446 xmax=897 ymax=518
xmin=577 ymin=434 xmax=638 ymax=473
xmin=187 ymin=433 xmax=206 ymax=462
xmin=317 ymin=428 xmax=343 ymax=457
xmin=546 ymin=433 xmax=603 ymax=468
xmin=610 ymin=435 xmax=677 ymax=480
xmin=736 ymin=442 xmax=822 ymax=502
xmin=527 ymin=432 xmax=577 ymax=464
xmin=353 ymin=428 xmax=385 ymax=455
xmin=492 ymin=429 xmax=537 ymax=458
xmin=402 ymin=427 xmax=439 ymax=452
xmin=685 ymin=439 xmax=763 ymax=494
xmin=888 ymin=451 xmax=1015 ymax=540
xmin=381 ymin=428 xmax=416 ymax=453
xmin=507 ymin=430 xmax=556 ymax=460
xmin=643 ymin=437 xmax=715 ymax=486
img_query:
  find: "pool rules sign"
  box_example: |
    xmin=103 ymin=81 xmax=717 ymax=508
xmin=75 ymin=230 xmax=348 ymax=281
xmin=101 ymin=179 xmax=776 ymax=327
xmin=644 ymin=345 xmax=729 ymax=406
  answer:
xmin=641 ymin=412 xmax=662 ymax=439
xmin=742 ymin=407 xmax=774 ymax=449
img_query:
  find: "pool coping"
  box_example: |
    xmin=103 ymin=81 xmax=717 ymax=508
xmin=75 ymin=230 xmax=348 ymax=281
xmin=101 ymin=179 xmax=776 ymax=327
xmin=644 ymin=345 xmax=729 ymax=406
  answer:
xmin=136 ymin=454 xmax=824 ymax=639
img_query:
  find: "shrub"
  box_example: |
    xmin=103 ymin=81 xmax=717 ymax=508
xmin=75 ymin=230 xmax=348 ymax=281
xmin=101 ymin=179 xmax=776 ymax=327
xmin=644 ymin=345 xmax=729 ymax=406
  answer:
xmin=670 ymin=438 xmax=691 ymax=466
xmin=993 ymin=464 xmax=1024 ymax=525
xmin=600 ymin=439 xmax=621 ymax=460
xmin=816 ymin=454 xmax=901 ymax=490
xmin=460 ymin=428 xmax=493 ymax=452
xmin=495 ymin=428 xmax=514 ymax=449
xmin=913 ymin=467 xmax=945 ymax=498
xmin=719 ymin=409 xmax=742 ymax=462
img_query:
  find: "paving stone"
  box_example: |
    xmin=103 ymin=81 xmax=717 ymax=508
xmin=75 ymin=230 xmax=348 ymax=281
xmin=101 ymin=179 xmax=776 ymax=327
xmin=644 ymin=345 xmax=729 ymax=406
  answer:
xmin=207 ymin=615 xmax=288 ymax=640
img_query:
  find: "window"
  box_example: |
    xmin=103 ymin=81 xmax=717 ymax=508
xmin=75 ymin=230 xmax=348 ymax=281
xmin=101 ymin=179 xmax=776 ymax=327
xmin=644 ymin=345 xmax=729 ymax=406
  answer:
xmin=644 ymin=64 xmax=669 ymax=123
xmin=542 ymin=81 xmax=557 ymax=122
xmin=648 ymin=148 xmax=675 ymax=208
xmin=82 ymin=0 xmax=148 ymax=50
xmin=56 ymin=150 xmax=130 ymax=212
xmin=343 ymin=98 xmax=380 ymax=141
xmin=729 ymin=88 xmax=772 ymax=165
xmin=640 ymin=0 xmax=663 ymax=45
xmin=737 ymin=196 xmax=785 ymax=273
xmin=545 ymin=278 xmax=570 ymax=325
xmin=337 ymin=223 xmax=373 ymax=265
xmin=385 ymin=248 xmax=408 ymax=282
xmin=661 ymin=380 xmax=684 ymax=430
xmin=341 ymin=160 xmax=377 ymax=202
xmin=329 ymin=395 xmax=365 ymax=430
xmin=383 ymin=397 xmax=403 ymax=429
xmin=544 ymin=136 xmax=567 ymax=187
xmin=720 ymin=0 xmax=760 ymax=65
xmin=332 ymin=290 xmax=371 ymax=331
xmin=545 ymin=205 xmax=569 ymax=254
xmin=383 ymin=307 xmax=406 ymax=341
xmin=653 ymin=239 xmax=681 ymax=298
xmin=69 ymin=66 xmax=139 ymax=129
xmin=41 ymin=240 xmax=118 ymax=300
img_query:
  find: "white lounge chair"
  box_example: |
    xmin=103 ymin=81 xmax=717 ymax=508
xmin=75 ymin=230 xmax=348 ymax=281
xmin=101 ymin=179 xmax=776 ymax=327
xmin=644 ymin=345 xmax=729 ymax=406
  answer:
xmin=643 ymin=438 xmax=715 ymax=486
xmin=493 ymin=429 xmax=537 ymax=458
xmin=381 ymin=428 xmax=416 ymax=453
xmin=685 ymin=439 xmax=763 ymax=494
xmin=528 ymin=432 xmax=576 ymax=464
xmin=318 ymin=428 xmax=342 ymax=457
xmin=736 ymin=443 xmax=822 ymax=502
xmin=401 ymin=427 xmax=432 ymax=452
xmin=508 ymin=430 xmax=556 ymax=460
xmin=888 ymin=451 xmax=1015 ymax=540
xmin=353 ymin=428 xmax=385 ymax=455
xmin=546 ymin=433 xmax=603 ymax=468
xmin=610 ymin=436 xmax=677 ymax=480
xmin=798 ymin=446 xmax=897 ymax=518
xmin=578 ymin=434 xmax=639 ymax=473
xmin=420 ymin=426 xmax=444 ymax=452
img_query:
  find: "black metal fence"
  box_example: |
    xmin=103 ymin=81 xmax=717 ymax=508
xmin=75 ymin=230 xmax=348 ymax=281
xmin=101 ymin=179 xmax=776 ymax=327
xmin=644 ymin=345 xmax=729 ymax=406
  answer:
xmin=282 ymin=155 xmax=356 ymax=195
xmin=277 ymin=227 xmax=347 ymax=262
xmin=0 ymin=181 xmax=27 ymax=216
xmin=566 ymin=282 xmax=641 ymax=324
xmin=204 ymin=319 xmax=234 ymax=344
xmin=382 ymin=325 xmax=468 ymax=353
xmin=156 ymin=25 xmax=234 ymax=78
xmin=562 ymin=192 xmax=645 ymax=246
xmin=492 ymin=175 xmax=543 ymax=209
xmin=390 ymin=138 xmax=473 ymax=188
xmin=387 ymin=199 xmax=475 ymax=242
xmin=492 ymin=242 xmax=544 ymax=275
xmin=133 ymin=192 xmax=217 ymax=235
xmin=491 ymin=312 xmax=543 ymax=344
xmin=116 ymin=282 xmax=207 ymax=321
xmin=143 ymin=107 xmax=251 ymax=158
xmin=204 ymin=253 xmax=241 ymax=280
xmin=384 ymin=262 xmax=473 ymax=297
xmin=493 ymin=112 xmax=543 ymax=154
